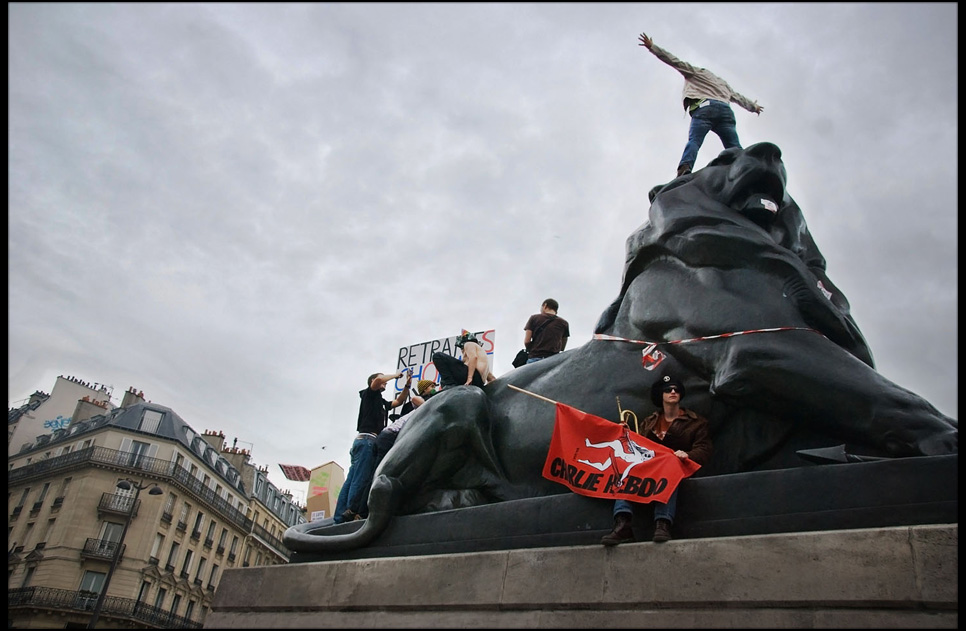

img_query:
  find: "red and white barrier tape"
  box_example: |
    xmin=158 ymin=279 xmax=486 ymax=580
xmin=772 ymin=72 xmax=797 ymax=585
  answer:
xmin=593 ymin=327 xmax=825 ymax=371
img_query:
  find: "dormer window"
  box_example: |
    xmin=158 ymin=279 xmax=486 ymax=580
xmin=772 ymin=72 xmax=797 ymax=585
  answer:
xmin=139 ymin=409 xmax=163 ymax=434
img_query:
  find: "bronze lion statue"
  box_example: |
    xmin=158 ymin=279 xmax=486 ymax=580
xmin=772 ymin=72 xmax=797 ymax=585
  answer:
xmin=285 ymin=142 xmax=957 ymax=552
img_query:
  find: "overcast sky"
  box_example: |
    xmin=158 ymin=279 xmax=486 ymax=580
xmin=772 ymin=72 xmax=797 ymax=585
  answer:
xmin=9 ymin=3 xmax=957 ymax=500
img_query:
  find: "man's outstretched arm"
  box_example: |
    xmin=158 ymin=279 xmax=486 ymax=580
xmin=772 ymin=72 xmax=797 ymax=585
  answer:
xmin=637 ymin=31 xmax=699 ymax=76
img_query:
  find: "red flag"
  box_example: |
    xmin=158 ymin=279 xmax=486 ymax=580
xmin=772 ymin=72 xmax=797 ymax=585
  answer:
xmin=278 ymin=464 xmax=311 ymax=482
xmin=542 ymin=402 xmax=700 ymax=504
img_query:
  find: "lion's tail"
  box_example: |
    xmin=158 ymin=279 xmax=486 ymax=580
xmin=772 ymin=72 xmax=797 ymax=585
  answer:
xmin=282 ymin=474 xmax=400 ymax=553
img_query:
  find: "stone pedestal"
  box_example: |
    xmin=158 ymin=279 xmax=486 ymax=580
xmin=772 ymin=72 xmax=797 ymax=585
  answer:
xmin=206 ymin=524 xmax=957 ymax=628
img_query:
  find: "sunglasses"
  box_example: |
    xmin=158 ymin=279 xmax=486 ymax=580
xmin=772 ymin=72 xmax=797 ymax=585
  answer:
xmin=663 ymin=386 xmax=681 ymax=394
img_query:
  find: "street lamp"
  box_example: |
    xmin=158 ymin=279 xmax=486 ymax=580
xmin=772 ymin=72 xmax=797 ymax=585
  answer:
xmin=87 ymin=478 xmax=163 ymax=629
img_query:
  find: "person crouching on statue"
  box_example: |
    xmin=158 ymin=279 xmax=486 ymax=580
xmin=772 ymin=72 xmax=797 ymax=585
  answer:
xmin=601 ymin=372 xmax=713 ymax=545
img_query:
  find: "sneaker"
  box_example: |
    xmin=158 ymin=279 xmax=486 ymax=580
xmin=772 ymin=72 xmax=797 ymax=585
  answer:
xmin=676 ymin=163 xmax=692 ymax=177
xmin=653 ymin=518 xmax=672 ymax=543
xmin=601 ymin=513 xmax=635 ymax=546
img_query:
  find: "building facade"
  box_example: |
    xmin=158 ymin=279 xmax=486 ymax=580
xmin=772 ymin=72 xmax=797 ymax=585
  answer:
xmin=8 ymin=381 xmax=306 ymax=629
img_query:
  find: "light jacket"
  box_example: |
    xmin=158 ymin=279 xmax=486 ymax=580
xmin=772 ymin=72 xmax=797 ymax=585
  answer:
xmin=648 ymin=43 xmax=758 ymax=114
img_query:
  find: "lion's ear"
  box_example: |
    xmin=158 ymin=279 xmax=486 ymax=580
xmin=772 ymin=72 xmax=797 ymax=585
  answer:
xmin=708 ymin=147 xmax=741 ymax=167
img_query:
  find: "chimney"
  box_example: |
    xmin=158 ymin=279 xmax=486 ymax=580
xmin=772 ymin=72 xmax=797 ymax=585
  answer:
xmin=201 ymin=429 xmax=226 ymax=452
xmin=72 ymin=398 xmax=108 ymax=424
xmin=120 ymin=387 xmax=146 ymax=408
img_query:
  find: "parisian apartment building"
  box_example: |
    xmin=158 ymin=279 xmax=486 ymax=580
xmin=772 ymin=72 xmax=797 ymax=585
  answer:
xmin=8 ymin=375 xmax=308 ymax=629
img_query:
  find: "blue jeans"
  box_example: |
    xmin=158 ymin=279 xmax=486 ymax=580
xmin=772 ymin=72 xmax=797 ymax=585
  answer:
xmin=679 ymin=100 xmax=741 ymax=170
xmin=613 ymin=489 xmax=678 ymax=525
xmin=333 ymin=435 xmax=377 ymax=523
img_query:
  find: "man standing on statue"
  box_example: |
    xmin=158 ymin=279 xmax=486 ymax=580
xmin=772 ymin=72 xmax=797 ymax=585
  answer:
xmin=638 ymin=32 xmax=763 ymax=178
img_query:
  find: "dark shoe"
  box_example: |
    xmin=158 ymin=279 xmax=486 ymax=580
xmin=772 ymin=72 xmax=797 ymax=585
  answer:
xmin=676 ymin=163 xmax=692 ymax=177
xmin=341 ymin=509 xmax=359 ymax=522
xmin=653 ymin=518 xmax=672 ymax=543
xmin=601 ymin=513 xmax=635 ymax=546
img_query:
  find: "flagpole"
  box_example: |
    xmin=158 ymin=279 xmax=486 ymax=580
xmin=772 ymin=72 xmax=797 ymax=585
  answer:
xmin=506 ymin=384 xmax=559 ymax=405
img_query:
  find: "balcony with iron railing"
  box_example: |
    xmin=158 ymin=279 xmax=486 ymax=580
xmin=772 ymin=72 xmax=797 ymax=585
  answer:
xmin=251 ymin=521 xmax=290 ymax=558
xmin=8 ymin=586 xmax=202 ymax=629
xmin=97 ymin=492 xmax=141 ymax=518
xmin=9 ymin=446 xmax=253 ymax=534
xmin=81 ymin=538 xmax=125 ymax=562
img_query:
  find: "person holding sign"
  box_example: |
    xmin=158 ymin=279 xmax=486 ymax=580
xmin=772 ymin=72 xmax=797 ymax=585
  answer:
xmin=601 ymin=372 xmax=712 ymax=545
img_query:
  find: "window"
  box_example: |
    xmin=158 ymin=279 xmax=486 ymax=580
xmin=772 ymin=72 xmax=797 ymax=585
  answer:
xmin=163 ymin=493 xmax=177 ymax=514
xmin=205 ymin=520 xmax=217 ymax=540
xmin=21 ymin=566 xmax=35 ymax=588
xmin=151 ymin=533 xmax=164 ymax=558
xmin=181 ymin=549 xmax=194 ymax=577
xmin=192 ymin=511 xmax=204 ymax=533
xmin=59 ymin=477 xmax=72 ymax=496
xmin=179 ymin=502 xmax=191 ymax=524
xmin=209 ymin=563 xmax=219 ymax=586
xmin=82 ymin=439 xmax=93 ymax=449
xmin=153 ymin=587 xmax=167 ymax=609
xmin=77 ymin=571 xmax=105 ymax=610
xmin=42 ymin=518 xmax=56 ymax=543
xmin=218 ymin=528 xmax=228 ymax=548
xmin=229 ymin=536 xmax=238 ymax=555
xmin=127 ymin=439 xmax=151 ymax=467
xmin=137 ymin=580 xmax=151 ymax=604
xmin=80 ymin=570 xmax=106 ymax=594
xmin=139 ymin=409 xmax=163 ymax=433
xmin=203 ymin=474 xmax=211 ymax=488
xmin=195 ymin=557 xmax=207 ymax=582
xmin=185 ymin=600 xmax=196 ymax=621
xmin=171 ymin=593 xmax=182 ymax=615
xmin=101 ymin=521 xmax=125 ymax=543
xmin=37 ymin=483 xmax=50 ymax=502
xmin=166 ymin=541 xmax=180 ymax=569
xmin=17 ymin=488 xmax=30 ymax=507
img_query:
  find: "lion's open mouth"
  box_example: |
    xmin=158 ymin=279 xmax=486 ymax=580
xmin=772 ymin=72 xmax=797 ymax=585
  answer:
xmin=726 ymin=170 xmax=785 ymax=216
